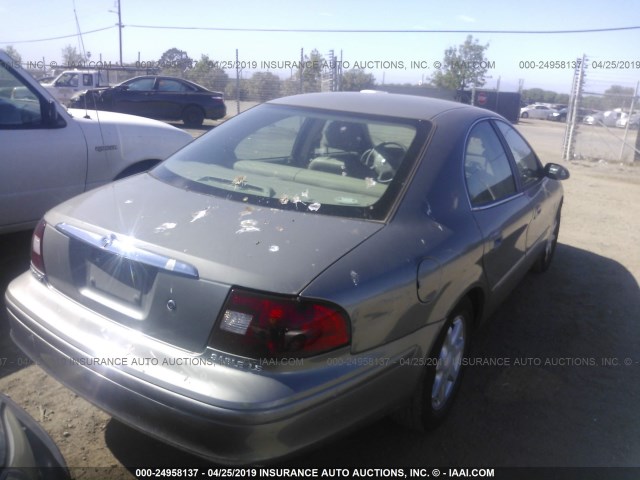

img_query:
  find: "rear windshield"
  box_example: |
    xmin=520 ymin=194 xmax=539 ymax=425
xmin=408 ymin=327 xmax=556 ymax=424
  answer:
xmin=152 ymin=103 xmax=430 ymax=220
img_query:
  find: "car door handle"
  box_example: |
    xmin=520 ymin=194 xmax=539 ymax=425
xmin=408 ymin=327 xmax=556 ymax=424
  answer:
xmin=490 ymin=233 xmax=503 ymax=250
xmin=534 ymin=204 xmax=542 ymax=218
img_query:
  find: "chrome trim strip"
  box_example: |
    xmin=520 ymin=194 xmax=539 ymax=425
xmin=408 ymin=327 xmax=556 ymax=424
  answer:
xmin=470 ymin=191 xmax=525 ymax=211
xmin=56 ymin=223 xmax=199 ymax=279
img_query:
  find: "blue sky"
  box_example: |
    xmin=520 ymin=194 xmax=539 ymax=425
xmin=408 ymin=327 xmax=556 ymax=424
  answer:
xmin=1 ymin=0 xmax=639 ymax=93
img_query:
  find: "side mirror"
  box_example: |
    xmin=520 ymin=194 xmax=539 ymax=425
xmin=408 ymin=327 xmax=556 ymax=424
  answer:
xmin=41 ymin=99 xmax=65 ymax=127
xmin=544 ymin=163 xmax=570 ymax=181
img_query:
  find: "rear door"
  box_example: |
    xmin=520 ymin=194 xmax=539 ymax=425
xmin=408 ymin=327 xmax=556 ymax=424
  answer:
xmin=154 ymin=78 xmax=193 ymax=118
xmin=464 ymin=120 xmax=532 ymax=292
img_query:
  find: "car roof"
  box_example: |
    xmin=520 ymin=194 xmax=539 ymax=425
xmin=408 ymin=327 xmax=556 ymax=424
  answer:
xmin=268 ymin=91 xmax=486 ymax=121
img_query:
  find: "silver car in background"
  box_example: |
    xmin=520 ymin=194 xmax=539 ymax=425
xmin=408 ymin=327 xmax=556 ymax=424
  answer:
xmin=6 ymin=92 xmax=569 ymax=464
xmin=520 ymin=104 xmax=557 ymax=119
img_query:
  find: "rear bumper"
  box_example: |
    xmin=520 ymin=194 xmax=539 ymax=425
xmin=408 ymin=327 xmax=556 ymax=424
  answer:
xmin=6 ymin=272 xmax=430 ymax=465
xmin=205 ymin=103 xmax=226 ymax=120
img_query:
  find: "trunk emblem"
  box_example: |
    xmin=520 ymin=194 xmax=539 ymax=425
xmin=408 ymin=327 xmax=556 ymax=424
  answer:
xmin=101 ymin=234 xmax=116 ymax=248
xmin=56 ymin=223 xmax=199 ymax=279
xmin=166 ymin=299 xmax=177 ymax=311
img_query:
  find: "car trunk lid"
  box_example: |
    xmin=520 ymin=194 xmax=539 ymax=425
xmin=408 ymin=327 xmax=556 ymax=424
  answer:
xmin=42 ymin=173 xmax=383 ymax=352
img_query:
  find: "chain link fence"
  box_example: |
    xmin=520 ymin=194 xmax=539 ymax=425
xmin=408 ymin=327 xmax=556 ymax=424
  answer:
xmin=22 ymin=48 xmax=347 ymax=117
xmin=564 ymin=57 xmax=639 ymax=164
xmin=24 ymin=48 xmax=640 ymax=162
xmin=168 ymin=48 xmax=346 ymax=117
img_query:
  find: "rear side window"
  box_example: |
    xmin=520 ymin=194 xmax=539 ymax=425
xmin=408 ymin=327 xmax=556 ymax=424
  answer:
xmin=495 ymin=121 xmax=543 ymax=188
xmin=126 ymin=78 xmax=155 ymax=91
xmin=464 ymin=121 xmax=516 ymax=207
xmin=157 ymin=79 xmax=193 ymax=92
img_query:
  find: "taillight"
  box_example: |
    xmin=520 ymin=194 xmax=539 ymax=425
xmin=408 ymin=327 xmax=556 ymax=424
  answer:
xmin=209 ymin=288 xmax=350 ymax=359
xmin=30 ymin=219 xmax=47 ymax=279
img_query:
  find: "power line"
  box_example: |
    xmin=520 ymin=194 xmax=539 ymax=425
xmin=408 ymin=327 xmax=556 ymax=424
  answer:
xmin=124 ymin=24 xmax=640 ymax=34
xmin=2 ymin=23 xmax=637 ymax=46
xmin=0 ymin=25 xmax=115 ymax=44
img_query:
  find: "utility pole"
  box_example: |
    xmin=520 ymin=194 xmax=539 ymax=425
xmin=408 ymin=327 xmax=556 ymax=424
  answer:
xmin=118 ymin=0 xmax=123 ymax=66
xmin=110 ymin=0 xmax=123 ymax=65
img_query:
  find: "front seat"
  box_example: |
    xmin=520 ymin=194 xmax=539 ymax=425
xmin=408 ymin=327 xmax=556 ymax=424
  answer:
xmin=309 ymin=121 xmax=371 ymax=177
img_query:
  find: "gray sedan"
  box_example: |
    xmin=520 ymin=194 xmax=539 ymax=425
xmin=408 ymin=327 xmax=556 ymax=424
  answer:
xmin=5 ymin=92 xmax=569 ymax=465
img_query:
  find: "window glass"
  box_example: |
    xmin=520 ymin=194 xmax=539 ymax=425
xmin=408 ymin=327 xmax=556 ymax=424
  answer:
xmin=125 ymin=78 xmax=156 ymax=91
xmin=495 ymin=121 xmax=543 ymax=188
xmin=465 ymin=121 xmax=516 ymax=206
xmin=157 ymin=79 xmax=191 ymax=92
xmin=0 ymin=62 xmax=42 ymax=128
xmin=55 ymin=72 xmax=78 ymax=87
xmin=152 ymin=104 xmax=429 ymax=220
xmin=235 ymin=115 xmax=302 ymax=160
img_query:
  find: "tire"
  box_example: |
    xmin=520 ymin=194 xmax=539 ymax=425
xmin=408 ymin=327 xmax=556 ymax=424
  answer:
xmin=395 ymin=299 xmax=472 ymax=431
xmin=521 ymin=112 xmax=529 ymax=118
xmin=532 ymin=207 xmax=561 ymax=273
xmin=182 ymin=106 xmax=205 ymax=127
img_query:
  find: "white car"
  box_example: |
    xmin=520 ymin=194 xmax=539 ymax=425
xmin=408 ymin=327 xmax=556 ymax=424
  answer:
xmin=583 ymin=110 xmax=622 ymax=127
xmin=40 ymin=70 xmax=108 ymax=105
xmin=0 ymin=51 xmax=193 ymax=234
xmin=615 ymin=113 xmax=640 ymax=129
xmin=520 ymin=104 xmax=556 ymax=119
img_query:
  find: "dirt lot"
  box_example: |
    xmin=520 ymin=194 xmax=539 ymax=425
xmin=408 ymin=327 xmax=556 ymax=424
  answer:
xmin=1 ymin=119 xmax=639 ymax=478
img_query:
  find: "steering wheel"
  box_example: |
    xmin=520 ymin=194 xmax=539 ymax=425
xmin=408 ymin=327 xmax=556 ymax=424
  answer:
xmin=360 ymin=142 xmax=407 ymax=183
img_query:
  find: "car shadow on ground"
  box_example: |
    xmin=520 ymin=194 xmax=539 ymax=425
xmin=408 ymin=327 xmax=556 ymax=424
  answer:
xmin=0 ymin=230 xmax=32 ymax=379
xmin=103 ymin=242 xmax=640 ymax=469
xmin=167 ymin=121 xmax=216 ymax=140
xmin=168 ymin=121 xmax=216 ymax=132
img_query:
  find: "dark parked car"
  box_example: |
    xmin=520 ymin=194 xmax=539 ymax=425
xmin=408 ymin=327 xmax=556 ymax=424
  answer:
xmin=6 ymin=92 xmax=569 ymax=465
xmin=0 ymin=393 xmax=70 ymax=479
xmin=547 ymin=108 xmax=568 ymax=122
xmin=547 ymin=108 xmax=597 ymax=123
xmin=70 ymin=75 xmax=226 ymax=127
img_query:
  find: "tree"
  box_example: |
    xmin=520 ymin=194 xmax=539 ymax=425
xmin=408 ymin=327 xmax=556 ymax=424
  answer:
xmin=280 ymin=49 xmax=326 ymax=93
xmin=4 ymin=46 xmax=22 ymax=66
xmin=276 ymin=49 xmax=328 ymax=94
xmin=432 ymin=35 xmax=490 ymax=90
xmin=281 ymin=77 xmax=302 ymax=96
xmin=248 ymin=72 xmax=281 ymax=102
xmin=61 ymin=45 xmax=84 ymax=67
xmin=521 ymin=88 xmax=569 ymax=105
xmin=302 ymin=49 xmax=325 ymax=92
xmin=186 ymin=54 xmax=229 ymax=92
xmin=225 ymin=78 xmax=249 ymax=101
xmin=340 ymin=69 xmax=376 ymax=91
xmin=602 ymin=85 xmax=635 ymax=110
xmin=158 ymin=48 xmax=193 ymax=76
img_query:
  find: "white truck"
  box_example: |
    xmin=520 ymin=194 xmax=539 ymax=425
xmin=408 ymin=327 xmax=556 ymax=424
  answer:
xmin=0 ymin=50 xmax=193 ymax=234
xmin=40 ymin=70 xmax=109 ymax=105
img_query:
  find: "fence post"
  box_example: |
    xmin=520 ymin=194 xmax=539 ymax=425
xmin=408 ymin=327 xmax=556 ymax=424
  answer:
xmin=563 ymin=55 xmax=586 ymax=161
xmin=235 ymin=49 xmax=240 ymax=116
xmin=618 ymin=81 xmax=639 ymax=163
